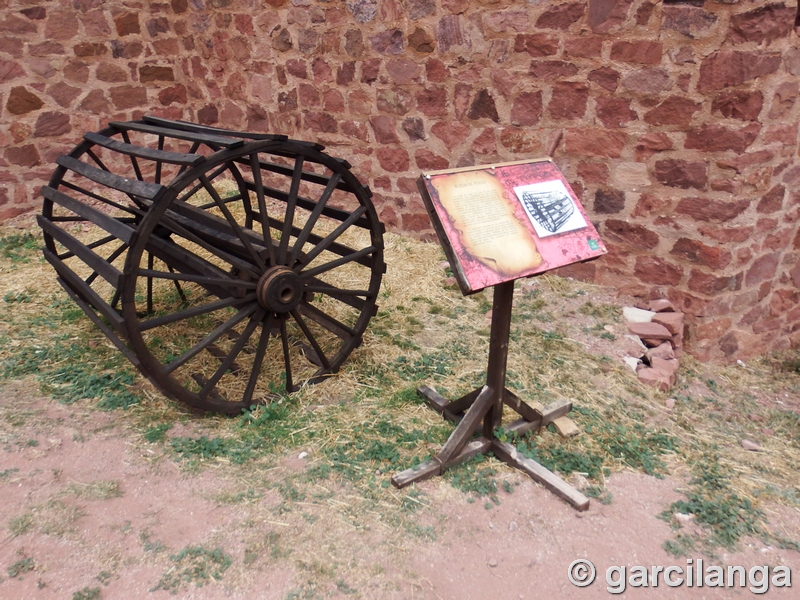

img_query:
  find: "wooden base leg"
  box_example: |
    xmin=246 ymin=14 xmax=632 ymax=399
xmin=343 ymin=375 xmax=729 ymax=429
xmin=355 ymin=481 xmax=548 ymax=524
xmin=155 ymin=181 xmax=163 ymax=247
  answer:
xmin=396 ymin=385 xmax=589 ymax=511
xmin=391 ymin=438 xmax=491 ymax=488
xmin=391 ymin=386 xmax=495 ymax=489
xmin=491 ymin=439 xmax=589 ymax=511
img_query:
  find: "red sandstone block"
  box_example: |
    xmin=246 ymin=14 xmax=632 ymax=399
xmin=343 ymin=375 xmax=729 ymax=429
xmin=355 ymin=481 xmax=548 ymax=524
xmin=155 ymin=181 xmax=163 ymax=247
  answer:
xmin=647 ymin=341 xmax=675 ymax=361
xmin=638 ymin=367 xmax=675 ymax=391
xmin=605 ymin=220 xmax=659 ymax=249
xmin=627 ymin=321 xmax=672 ymax=340
xmin=654 ymin=159 xmax=708 ymax=190
xmin=698 ymin=50 xmax=781 ymax=93
xmin=651 ymin=356 xmax=680 ymax=374
xmin=648 ymin=299 xmax=675 ymax=313
xmin=610 ymin=40 xmax=663 ymax=65
xmin=685 ymin=123 xmax=760 ymax=154
xmin=670 ymin=238 xmax=732 ymax=270
xmin=633 ymin=256 xmax=684 ymax=286
xmin=652 ymin=312 xmax=684 ymax=336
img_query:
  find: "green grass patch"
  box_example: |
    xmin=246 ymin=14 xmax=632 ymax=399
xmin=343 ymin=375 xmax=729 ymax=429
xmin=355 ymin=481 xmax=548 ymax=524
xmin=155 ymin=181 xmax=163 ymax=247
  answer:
xmin=661 ymin=457 xmax=764 ymax=552
xmin=7 ymin=556 xmax=35 ymax=578
xmin=0 ymin=232 xmax=39 ymax=263
xmin=72 ymin=587 xmax=101 ymax=600
xmin=152 ymin=545 xmax=232 ymax=593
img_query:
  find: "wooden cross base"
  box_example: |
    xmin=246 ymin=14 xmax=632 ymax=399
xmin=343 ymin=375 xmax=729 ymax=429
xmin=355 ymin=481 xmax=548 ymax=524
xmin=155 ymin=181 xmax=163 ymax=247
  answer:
xmin=390 ymin=281 xmax=590 ymax=512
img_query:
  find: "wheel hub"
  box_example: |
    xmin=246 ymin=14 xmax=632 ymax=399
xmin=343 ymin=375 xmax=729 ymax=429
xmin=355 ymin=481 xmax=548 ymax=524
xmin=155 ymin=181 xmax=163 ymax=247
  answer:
xmin=256 ymin=266 xmax=302 ymax=313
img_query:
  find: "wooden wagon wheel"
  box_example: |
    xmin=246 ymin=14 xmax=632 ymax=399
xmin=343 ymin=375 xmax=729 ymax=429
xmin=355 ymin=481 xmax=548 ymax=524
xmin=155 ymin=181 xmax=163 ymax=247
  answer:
xmin=40 ymin=116 xmax=385 ymax=414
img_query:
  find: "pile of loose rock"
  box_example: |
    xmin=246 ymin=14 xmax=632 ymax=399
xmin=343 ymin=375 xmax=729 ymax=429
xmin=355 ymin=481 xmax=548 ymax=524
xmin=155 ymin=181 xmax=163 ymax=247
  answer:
xmin=622 ymin=299 xmax=684 ymax=392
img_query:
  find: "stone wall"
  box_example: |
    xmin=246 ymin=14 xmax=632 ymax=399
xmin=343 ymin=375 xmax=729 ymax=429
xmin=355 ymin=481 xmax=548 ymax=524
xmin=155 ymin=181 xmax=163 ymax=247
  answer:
xmin=1 ymin=0 xmax=799 ymax=361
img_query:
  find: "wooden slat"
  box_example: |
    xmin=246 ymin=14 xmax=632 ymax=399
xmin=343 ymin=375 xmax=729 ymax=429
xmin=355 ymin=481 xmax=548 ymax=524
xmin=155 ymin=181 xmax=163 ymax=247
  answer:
xmin=38 ymin=216 xmax=123 ymax=289
xmin=164 ymin=198 xmax=274 ymax=259
xmin=110 ymin=120 xmax=246 ymax=149
xmin=43 ymin=249 xmax=125 ymax=332
xmin=144 ymin=229 xmax=258 ymax=294
xmin=56 ymin=277 xmax=139 ymax=367
xmin=84 ymin=131 xmax=205 ymax=166
xmin=137 ymin=268 xmax=256 ymax=289
xmin=198 ymin=174 xmax=266 ymax=271
xmin=58 ymin=180 xmax=144 ymax=215
xmin=142 ymin=115 xmax=288 ymax=142
xmin=57 ymin=234 xmax=117 ymax=260
xmin=42 ymin=186 xmax=136 ymax=244
xmin=56 ymin=155 xmax=164 ymax=199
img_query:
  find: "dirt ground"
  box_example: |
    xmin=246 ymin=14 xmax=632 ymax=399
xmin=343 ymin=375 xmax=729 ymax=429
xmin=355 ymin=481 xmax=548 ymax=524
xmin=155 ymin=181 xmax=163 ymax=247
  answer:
xmin=1 ymin=380 xmax=798 ymax=600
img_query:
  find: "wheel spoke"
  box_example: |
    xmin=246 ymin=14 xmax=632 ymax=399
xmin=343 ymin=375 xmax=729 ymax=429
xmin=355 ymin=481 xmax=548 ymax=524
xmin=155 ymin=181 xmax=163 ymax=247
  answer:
xmin=299 ymin=205 xmax=367 ymax=266
xmin=288 ymin=172 xmax=341 ymax=267
xmin=57 ymin=234 xmax=117 ymax=260
xmin=86 ymin=241 xmax=128 ymax=286
xmin=166 ymin=264 xmax=189 ymax=302
xmin=303 ymin=283 xmax=369 ymax=296
xmin=164 ymin=303 xmax=258 ymax=374
xmin=85 ymin=148 xmax=111 ymax=174
xmin=278 ymin=155 xmax=304 ymax=265
xmin=157 ymin=213 xmax=262 ymax=279
xmin=177 ymin=141 xmax=202 ymax=177
xmin=119 ymin=130 xmax=145 ymax=181
xmin=200 ymin=174 xmax=266 ymax=271
xmin=290 ymin=309 xmax=331 ymax=370
xmin=146 ymin=252 xmax=154 ymax=314
xmin=297 ymin=301 xmax=356 ymax=340
xmin=279 ymin=318 xmax=294 ymax=392
xmin=250 ymin=152 xmax=277 ymax=266
xmin=177 ymin=163 xmax=228 ymax=203
xmin=200 ymin=308 xmax=266 ymax=397
xmin=137 ymin=268 xmax=257 ymax=289
xmin=300 ymin=245 xmax=377 ymax=280
xmin=242 ymin=314 xmax=274 ymax=406
xmin=154 ymin=134 xmax=165 ymax=184
xmin=140 ymin=293 xmax=256 ymax=331
xmin=304 ymin=280 xmax=370 ymax=311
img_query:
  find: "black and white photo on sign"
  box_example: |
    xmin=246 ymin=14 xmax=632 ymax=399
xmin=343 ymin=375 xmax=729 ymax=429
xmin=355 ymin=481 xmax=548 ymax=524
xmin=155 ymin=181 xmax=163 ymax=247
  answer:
xmin=513 ymin=179 xmax=587 ymax=238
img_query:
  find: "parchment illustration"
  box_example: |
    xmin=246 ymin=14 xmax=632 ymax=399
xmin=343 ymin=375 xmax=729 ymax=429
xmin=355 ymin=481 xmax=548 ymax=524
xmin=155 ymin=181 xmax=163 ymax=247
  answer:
xmin=513 ymin=179 xmax=587 ymax=238
xmin=431 ymin=170 xmax=542 ymax=276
